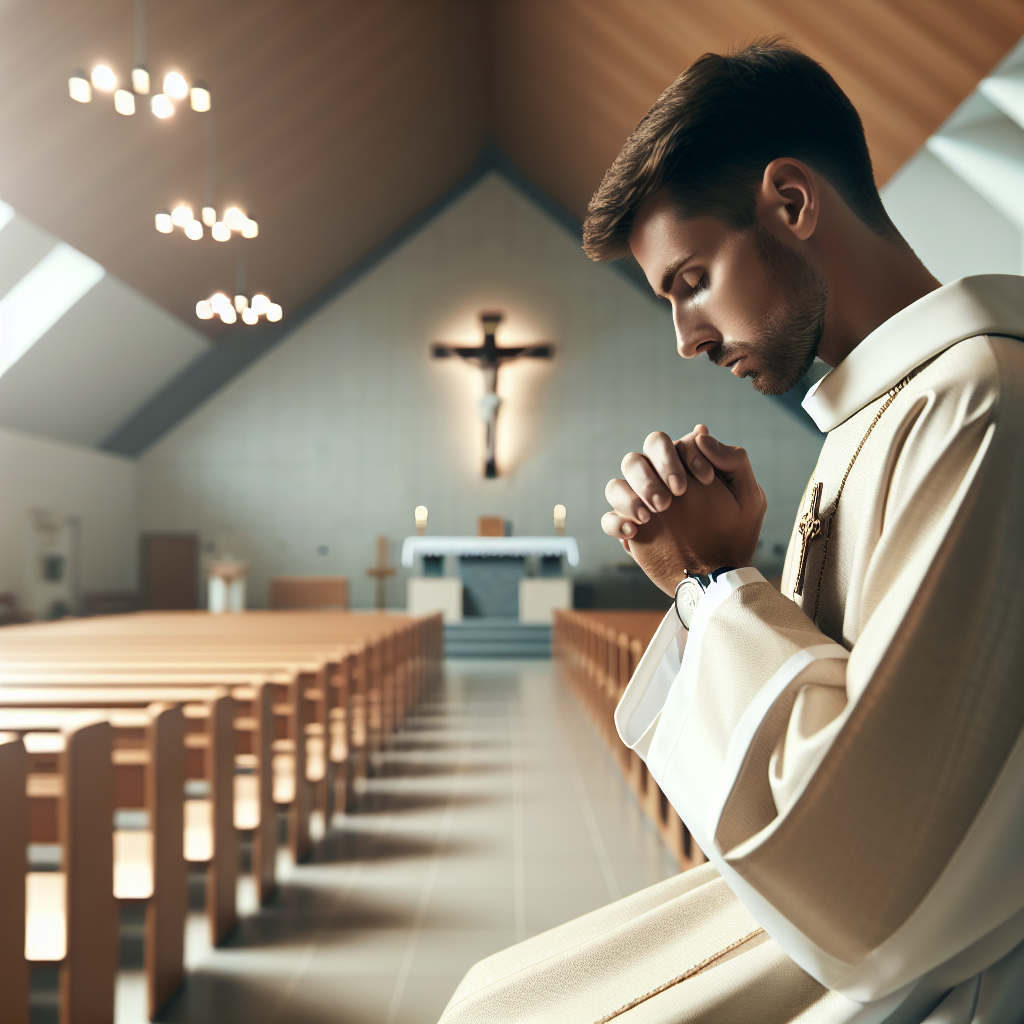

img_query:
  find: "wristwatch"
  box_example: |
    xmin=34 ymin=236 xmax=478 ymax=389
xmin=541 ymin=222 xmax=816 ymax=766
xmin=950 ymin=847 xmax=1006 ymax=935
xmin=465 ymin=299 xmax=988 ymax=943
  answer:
xmin=673 ymin=568 xmax=736 ymax=629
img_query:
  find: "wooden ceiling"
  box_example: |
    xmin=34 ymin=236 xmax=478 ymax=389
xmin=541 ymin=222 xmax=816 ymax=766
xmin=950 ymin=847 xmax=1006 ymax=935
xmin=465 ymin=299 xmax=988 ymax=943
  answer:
xmin=0 ymin=0 xmax=1018 ymax=338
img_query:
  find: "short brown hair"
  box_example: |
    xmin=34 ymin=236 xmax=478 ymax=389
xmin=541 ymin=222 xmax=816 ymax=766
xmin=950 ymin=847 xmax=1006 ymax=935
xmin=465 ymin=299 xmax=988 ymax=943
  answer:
xmin=582 ymin=39 xmax=897 ymax=261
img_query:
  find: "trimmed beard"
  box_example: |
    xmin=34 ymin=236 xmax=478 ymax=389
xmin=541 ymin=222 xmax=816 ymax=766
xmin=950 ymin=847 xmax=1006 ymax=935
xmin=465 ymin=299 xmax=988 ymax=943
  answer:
xmin=739 ymin=226 xmax=828 ymax=396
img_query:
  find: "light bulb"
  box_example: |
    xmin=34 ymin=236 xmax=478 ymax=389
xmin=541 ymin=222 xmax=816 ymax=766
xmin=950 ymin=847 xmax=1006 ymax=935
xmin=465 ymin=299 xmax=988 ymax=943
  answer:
xmin=250 ymin=293 xmax=270 ymax=315
xmin=68 ymin=71 xmax=91 ymax=103
xmin=196 ymin=300 xmax=214 ymax=320
xmin=170 ymin=204 xmax=193 ymax=227
xmin=185 ymin=219 xmax=203 ymax=240
xmin=223 ymin=207 xmax=247 ymax=232
xmin=163 ymin=72 xmax=188 ymax=100
xmin=241 ymin=218 xmax=258 ymax=239
xmin=155 ymin=210 xmax=173 ymax=233
xmin=113 ymin=89 xmax=135 ymax=115
xmin=190 ymin=82 xmax=211 ymax=112
xmin=210 ymin=292 xmax=230 ymax=313
xmin=242 ymin=307 xmax=259 ymax=325
xmin=234 ymin=295 xmax=248 ymax=312
xmin=151 ymin=93 xmax=173 ymax=118
xmin=131 ymin=66 xmax=150 ymax=94
xmin=219 ymin=306 xmax=237 ymax=325
xmin=201 ymin=206 xmax=216 ymax=227
xmin=91 ymin=65 xmax=116 ymax=91
xmin=266 ymin=303 xmax=282 ymax=323
xmin=211 ymin=221 xmax=230 ymax=242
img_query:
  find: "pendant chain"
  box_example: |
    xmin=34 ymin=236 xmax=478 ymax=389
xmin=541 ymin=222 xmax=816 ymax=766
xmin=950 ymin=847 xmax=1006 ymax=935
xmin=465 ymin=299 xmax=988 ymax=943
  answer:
xmin=810 ymin=371 xmax=917 ymax=623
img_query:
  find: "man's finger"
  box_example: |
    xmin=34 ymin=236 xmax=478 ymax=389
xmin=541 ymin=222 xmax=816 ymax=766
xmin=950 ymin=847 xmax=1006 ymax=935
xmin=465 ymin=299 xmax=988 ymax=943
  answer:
xmin=643 ymin=431 xmax=687 ymax=496
xmin=695 ymin=434 xmax=764 ymax=510
xmin=601 ymin=509 xmax=640 ymax=541
xmin=674 ymin=424 xmax=714 ymax=485
xmin=621 ymin=452 xmax=673 ymax=513
xmin=604 ymin=477 xmax=650 ymax=525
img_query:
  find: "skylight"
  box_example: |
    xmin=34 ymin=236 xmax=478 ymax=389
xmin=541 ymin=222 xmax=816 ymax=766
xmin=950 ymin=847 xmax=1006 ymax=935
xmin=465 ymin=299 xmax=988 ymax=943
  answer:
xmin=0 ymin=238 xmax=105 ymax=378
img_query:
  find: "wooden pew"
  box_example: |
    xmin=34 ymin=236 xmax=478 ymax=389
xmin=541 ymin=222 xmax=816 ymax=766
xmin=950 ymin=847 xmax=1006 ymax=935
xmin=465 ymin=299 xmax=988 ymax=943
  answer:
xmin=0 ymin=731 xmax=29 ymax=1024
xmin=1 ymin=704 xmax=186 ymax=1020
xmin=0 ymin=670 xmax=282 ymax=898
xmin=0 ymin=715 xmax=118 ymax=1024
xmin=0 ymin=660 xmax=337 ymax=867
xmin=553 ymin=609 xmax=705 ymax=870
xmin=0 ymin=610 xmax=444 ymax=860
xmin=0 ymin=688 xmax=239 ymax=949
xmin=0 ymin=611 xmax=443 ymax=1022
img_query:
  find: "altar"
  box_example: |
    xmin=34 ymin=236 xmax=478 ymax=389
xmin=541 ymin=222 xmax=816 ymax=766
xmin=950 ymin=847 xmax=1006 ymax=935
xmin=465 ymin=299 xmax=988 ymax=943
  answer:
xmin=402 ymin=536 xmax=579 ymax=623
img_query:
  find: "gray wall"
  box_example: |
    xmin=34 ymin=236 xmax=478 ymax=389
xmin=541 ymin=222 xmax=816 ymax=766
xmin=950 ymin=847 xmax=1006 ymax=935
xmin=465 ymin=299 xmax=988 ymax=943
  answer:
xmin=0 ymin=427 xmax=138 ymax=608
xmin=138 ymin=174 xmax=824 ymax=608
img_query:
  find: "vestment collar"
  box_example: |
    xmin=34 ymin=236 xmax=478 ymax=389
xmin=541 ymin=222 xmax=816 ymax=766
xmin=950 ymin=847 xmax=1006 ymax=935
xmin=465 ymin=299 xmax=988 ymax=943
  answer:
xmin=802 ymin=275 xmax=1024 ymax=432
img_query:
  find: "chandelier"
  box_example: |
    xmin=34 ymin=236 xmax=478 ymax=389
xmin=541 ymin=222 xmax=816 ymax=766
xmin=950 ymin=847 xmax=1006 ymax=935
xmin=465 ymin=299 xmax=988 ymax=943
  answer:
xmin=196 ymin=292 xmax=282 ymax=325
xmin=155 ymin=205 xmax=257 ymax=241
xmin=69 ymin=66 xmax=210 ymax=118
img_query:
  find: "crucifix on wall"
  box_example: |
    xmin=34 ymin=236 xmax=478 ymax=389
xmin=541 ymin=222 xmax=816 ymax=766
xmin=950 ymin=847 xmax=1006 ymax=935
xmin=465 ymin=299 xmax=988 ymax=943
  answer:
xmin=431 ymin=312 xmax=553 ymax=478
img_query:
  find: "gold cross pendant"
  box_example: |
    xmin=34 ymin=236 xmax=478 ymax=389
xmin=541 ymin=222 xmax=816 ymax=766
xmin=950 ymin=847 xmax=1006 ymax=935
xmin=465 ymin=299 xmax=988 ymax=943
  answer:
xmin=793 ymin=481 xmax=823 ymax=597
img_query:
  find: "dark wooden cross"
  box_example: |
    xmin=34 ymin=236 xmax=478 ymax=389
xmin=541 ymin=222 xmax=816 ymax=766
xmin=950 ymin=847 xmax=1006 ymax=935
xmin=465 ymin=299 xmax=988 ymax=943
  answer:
xmin=432 ymin=312 xmax=554 ymax=478
xmin=793 ymin=481 xmax=823 ymax=597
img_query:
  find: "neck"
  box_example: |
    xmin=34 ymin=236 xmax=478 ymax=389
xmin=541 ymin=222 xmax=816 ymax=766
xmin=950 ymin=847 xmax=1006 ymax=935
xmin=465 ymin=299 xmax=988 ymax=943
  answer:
xmin=814 ymin=220 xmax=940 ymax=368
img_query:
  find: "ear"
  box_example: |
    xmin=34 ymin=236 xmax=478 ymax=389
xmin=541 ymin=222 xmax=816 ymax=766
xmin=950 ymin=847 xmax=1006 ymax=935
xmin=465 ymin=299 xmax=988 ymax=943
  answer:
xmin=755 ymin=158 xmax=819 ymax=242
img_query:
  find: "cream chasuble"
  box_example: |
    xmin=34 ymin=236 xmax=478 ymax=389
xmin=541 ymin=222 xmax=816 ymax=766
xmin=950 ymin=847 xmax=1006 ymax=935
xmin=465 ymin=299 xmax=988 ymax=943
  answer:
xmin=438 ymin=275 xmax=1024 ymax=1024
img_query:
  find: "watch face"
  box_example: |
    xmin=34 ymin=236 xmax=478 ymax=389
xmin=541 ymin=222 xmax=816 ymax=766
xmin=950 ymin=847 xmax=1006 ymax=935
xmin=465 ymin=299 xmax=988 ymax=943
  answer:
xmin=675 ymin=578 xmax=703 ymax=630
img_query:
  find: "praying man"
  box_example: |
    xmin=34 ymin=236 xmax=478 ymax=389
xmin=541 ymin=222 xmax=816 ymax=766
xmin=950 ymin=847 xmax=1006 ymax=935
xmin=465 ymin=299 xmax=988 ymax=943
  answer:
xmin=439 ymin=40 xmax=1023 ymax=1024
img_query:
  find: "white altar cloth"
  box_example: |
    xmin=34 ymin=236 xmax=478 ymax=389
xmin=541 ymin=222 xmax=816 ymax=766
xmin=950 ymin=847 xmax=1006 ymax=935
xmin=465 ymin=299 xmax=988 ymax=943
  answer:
xmin=400 ymin=536 xmax=579 ymax=567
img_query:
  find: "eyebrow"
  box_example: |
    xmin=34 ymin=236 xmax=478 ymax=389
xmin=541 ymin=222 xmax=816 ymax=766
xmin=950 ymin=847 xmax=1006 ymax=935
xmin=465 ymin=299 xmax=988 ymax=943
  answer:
xmin=658 ymin=250 xmax=699 ymax=296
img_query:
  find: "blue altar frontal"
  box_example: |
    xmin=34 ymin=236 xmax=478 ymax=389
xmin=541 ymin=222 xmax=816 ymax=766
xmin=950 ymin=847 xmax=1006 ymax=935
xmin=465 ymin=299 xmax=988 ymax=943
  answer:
xmin=401 ymin=536 xmax=580 ymax=619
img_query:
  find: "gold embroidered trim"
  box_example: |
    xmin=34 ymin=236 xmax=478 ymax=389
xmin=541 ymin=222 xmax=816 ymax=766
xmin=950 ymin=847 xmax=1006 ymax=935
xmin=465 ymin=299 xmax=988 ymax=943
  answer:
xmin=810 ymin=372 xmax=917 ymax=622
xmin=592 ymin=928 xmax=766 ymax=1023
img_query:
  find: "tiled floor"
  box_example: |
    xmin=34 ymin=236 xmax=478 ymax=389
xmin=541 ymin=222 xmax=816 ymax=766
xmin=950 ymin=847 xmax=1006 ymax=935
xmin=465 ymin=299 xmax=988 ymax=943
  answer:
xmin=124 ymin=659 xmax=679 ymax=1024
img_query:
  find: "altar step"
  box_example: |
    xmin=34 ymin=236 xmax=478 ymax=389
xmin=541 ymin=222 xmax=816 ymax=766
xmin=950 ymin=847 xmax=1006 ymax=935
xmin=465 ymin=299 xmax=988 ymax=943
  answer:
xmin=444 ymin=618 xmax=552 ymax=659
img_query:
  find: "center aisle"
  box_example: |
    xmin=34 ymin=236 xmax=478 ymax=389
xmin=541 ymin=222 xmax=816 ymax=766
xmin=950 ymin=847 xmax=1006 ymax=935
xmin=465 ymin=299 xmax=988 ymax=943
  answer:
xmin=151 ymin=660 xmax=679 ymax=1024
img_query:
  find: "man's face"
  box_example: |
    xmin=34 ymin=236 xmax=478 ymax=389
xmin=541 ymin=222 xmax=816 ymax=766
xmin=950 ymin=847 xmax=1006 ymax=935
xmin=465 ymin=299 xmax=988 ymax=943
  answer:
xmin=628 ymin=188 xmax=827 ymax=395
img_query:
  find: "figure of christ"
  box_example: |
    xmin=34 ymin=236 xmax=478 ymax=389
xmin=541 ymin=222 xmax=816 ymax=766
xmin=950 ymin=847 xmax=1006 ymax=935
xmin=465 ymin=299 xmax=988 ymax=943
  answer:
xmin=439 ymin=41 xmax=1024 ymax=1024
xmin=432 ymin=313 xmax=553 ymax=478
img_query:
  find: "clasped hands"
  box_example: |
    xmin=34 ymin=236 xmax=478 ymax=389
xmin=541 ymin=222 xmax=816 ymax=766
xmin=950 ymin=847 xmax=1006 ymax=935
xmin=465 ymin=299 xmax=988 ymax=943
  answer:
xmin=602 ymin=425 xmax=767 ymax=595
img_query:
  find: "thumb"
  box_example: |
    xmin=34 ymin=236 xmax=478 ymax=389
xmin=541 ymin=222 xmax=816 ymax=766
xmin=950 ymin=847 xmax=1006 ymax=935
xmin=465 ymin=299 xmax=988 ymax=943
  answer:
xmin=695 ymin=434 xmax=762 ymax=509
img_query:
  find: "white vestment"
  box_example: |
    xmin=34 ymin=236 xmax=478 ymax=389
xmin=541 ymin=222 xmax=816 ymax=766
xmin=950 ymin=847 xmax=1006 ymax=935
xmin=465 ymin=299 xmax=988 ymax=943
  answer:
xmin=439 ymin=275 xmax=1024 ymax=1024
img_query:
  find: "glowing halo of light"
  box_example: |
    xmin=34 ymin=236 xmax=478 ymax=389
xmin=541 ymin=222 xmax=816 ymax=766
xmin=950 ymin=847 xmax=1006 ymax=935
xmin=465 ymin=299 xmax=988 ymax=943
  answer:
xmin=190 ymin=83 xmax=211 ymax=112
xmin=163 ymin=71 xmax=188 ymax=100
xmin=113 ymin=89 xmax=135 ymax=115
xmin=131 ymin=66 xmax=150 ymax=94
xmin=91 ymin=65 xmax=116 ymax=91
xmin=198 ymin=291 xmax=281 ymax=324
xmin=68 ymin=71 xmax=92 ymax=103
xmin=151 ymin=93 xmax=174 ymax=118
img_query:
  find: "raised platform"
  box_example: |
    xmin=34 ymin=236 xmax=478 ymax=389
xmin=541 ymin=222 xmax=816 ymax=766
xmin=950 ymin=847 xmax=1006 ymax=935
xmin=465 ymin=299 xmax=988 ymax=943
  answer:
xmin=444 ymin=618 xmax=551 ymax=659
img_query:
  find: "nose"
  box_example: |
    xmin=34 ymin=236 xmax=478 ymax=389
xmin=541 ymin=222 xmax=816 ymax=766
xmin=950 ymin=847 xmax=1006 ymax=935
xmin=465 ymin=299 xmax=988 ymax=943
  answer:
xmin=672 ymin=301 xmax=712 ymax=360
